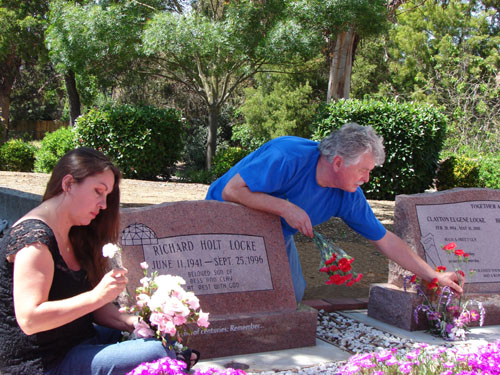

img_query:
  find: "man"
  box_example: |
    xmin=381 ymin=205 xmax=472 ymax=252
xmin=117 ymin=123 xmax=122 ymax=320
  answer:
xmin=206 ymin=123 xmax=462 ymax=302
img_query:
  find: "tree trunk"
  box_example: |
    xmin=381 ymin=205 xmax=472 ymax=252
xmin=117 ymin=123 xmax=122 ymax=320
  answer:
xmin=0 ymin=54 xmax=20 ymax=142
xmin=206 ymin=104 xmax=220 ymax=170
xmin=0 ymin=93 xmax=11 ymax=142
xmin=326 ymin=29 xmax=360 ymax=103
xmin=64 ymin=70 xmax=81 ymax=126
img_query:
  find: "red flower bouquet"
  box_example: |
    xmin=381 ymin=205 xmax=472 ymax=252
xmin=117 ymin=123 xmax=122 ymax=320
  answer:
xmin=313 ymin=231 xmax=363 ymax=287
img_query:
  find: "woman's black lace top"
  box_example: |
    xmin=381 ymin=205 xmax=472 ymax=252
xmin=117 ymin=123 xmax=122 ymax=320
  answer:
xmin=0 ymin=219 xmax=96 ymax=374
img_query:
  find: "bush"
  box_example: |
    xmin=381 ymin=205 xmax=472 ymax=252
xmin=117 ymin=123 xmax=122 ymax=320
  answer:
xmin=34 ymin=126 xmax=77 ymax=173
xmin=75 ymin=105 xmax=184 ymax=180
xmin=233 ymin=80 xmax=318 ymax=151
xmin=0 ymin=139 xmax=36 ymax=172
xmin=435 ymin=156 xmax=480 ymax=191
xmin=313 ymin=99 xmax=447 ymax=200
xmin=479 ymin=156 xmax=500 ymax=190
xmin=211 ymin=147 xmax=250 ymax=179
xmin=436 ymin=154 xmax=500 ymax=191
xmin=175 ymin=168 xmax=215 ymax=185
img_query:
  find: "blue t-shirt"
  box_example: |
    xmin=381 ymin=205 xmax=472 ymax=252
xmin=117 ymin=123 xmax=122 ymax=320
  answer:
xmin=206 ymin=136 xmax=386 ymax=240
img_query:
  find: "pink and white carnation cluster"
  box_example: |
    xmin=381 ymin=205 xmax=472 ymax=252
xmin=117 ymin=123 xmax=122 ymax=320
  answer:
xmin=122 ymin=262 xmax=210 ymax=348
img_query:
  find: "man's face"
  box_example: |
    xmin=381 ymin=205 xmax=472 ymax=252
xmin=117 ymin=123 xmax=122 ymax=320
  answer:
xmin=333 ymin=152 xmax=375 ymax=192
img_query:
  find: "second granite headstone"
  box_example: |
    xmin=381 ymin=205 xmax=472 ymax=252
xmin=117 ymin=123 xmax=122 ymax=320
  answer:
xmin=118 ymin=200 xmax=317 ymax=359
xmin=368 ymin=188 xmax=500 ymax=330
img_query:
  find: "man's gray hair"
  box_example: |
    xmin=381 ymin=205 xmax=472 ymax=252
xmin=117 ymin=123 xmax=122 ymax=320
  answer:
xmin=318 ymin=122 xmax=385 ymax=166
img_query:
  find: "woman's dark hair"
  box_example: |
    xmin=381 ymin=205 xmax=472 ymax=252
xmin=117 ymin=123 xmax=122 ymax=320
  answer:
xmin=43 ymin=147 xmax=121 ymax=286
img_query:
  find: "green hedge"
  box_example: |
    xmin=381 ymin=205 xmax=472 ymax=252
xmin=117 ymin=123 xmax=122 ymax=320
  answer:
xmin=436 ymin=155 xmax=500 ymax=191
xmin=34 ymin=126 xmax=77 ymax=173
xmin=75 ymin=105 xmax=184 ymax=180
xmin=0 ymin=139 xmax=37 ymax=172
xmin=313 ymin=99 xmax=447 ymax=200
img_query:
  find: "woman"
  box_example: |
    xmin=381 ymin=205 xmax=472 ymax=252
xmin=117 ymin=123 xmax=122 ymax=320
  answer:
xmin=0 ymin=148 xmax=190 ymax=375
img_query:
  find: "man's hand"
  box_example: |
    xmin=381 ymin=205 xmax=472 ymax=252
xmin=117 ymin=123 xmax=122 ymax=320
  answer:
xmin=281 ymin=203 xmax=313 ymax=238
xmin=436 ymin=271 xmax=463 ymax=295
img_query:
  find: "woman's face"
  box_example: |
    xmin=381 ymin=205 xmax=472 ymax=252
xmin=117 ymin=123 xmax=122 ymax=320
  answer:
xmin=66 ymin=169 xmax=115 ymax=226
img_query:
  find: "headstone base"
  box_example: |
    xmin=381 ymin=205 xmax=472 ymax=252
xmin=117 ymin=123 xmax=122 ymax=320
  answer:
xmin=187 ymin=304 xmax=318 ymax=359
xmin=368 ymin=283 xmax=500 ymax=331
xmin=367 ymin=283 xmax=427 ymax=331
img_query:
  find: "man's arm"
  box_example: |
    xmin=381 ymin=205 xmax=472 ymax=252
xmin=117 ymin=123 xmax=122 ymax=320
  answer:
xmin=371 ymin=230 xmax=463 ymax=294
xmin=222 ymin=173 xmax=314 ymax=237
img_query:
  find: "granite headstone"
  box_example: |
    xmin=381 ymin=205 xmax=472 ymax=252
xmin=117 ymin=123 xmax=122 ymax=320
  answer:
xmin=368 ymin=188 xmax=500 ymax=330
xmin=118 ymin=200 xmax=317 ymax=358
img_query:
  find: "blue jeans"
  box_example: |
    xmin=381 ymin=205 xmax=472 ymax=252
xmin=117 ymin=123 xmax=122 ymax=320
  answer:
xmin=45 ymin=326 xmax=175 ymax=375
xmin=285 ymin=235 xmax=306 ymax=303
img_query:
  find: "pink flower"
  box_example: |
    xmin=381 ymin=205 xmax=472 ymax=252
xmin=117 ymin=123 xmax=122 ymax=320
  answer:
xmin=150 ymin=312 xmax=177 ymax=336
xmin=140 ymin=262 xmax=149 ymax=269
xmin=133 ymin=319 xmax=155 ymax=338
xmin=197 ymin=311 xmax=210 ymax=328
xmin=185 ymin=292 xmax=200 ymax=310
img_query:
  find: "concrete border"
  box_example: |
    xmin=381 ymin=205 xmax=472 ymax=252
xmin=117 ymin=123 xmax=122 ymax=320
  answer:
xmin=0 ymin=187 xmax=41 ymax=230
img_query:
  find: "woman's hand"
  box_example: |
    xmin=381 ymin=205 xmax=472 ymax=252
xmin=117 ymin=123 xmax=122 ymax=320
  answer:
xmin=92 ymin=268 xmax=129 ymax=305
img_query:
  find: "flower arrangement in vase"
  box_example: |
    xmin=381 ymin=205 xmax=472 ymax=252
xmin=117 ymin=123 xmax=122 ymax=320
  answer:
xmin=405 ymin=242 xmax=485 ymax=340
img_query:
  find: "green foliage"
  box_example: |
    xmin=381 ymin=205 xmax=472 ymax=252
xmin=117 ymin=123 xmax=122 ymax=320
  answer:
xmin=233 ymin=79 xmax=319 ymax=150
xmin=436 ymin=154 xmax=500 ymax=191
xmin=480 ymin=156 xmax=500 ymax=190
xmin=292 ymin=0 xmax=388 ymax=39
xmin=175 ymin=168 xmax=215 ymax=185
xmin=34 ymin=126 xmax=76 ymax=173
xmin=211 ymin=147 xmax=250 ymax=179
xmin=351 ymin=0 xmax=500 ymax=155
xmin=435 ymin=156 xmax=481 ymax=191
xmin=141 ymin=0 xmax=320 ymax=167
xmin=74 ymin=105 xmax=184 ymax=180
xmin=46 ymin=1 xmax=144 ymax=83
xmin=0 ymin=138 xmax=36 ymax=172
xmin=313 ymin=99 xmax=447 ymax=200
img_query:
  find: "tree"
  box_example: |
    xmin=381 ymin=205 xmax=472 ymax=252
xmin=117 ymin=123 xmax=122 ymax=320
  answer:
xmin=142 ymin=0 xmax=320 ymax=168
xmin=0 ymin=0 xmax=48 ymax=140
xmin=293 ymin=0 xmax=392 ymax=102
xmin=351 ymin=0 xmax=500 ymax=154
xmin=46 ymin=0 xmax=151 ymax=124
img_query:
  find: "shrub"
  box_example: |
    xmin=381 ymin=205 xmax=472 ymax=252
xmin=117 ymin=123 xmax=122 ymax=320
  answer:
xmin=233 ymin=80 xmax=318 ymax=151
xmin=313 ymin=99 xmax=447 ymax=200
xmin=34 ymin=126 xmax=77 ymax=173
xmin=436 ymin=154 xmax=500 ymax=191
xmin=435 ymin=156 xmax=480 ymax=191
xmin=479 ymin=156 xmax=500 ymax=190
xmin=75 ymin=105 xmax=184 ymax=180
xmin=211 ymin=147 xmax=250 ymax=179
xmin=175 ymin=168 xmax=215 ymax=185
xmin=0 ymin=139 xmax=36 ymax=172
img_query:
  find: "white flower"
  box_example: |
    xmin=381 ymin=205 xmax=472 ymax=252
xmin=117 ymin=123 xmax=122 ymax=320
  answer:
xmin=102 ymin=243 xmax=121 ymax=259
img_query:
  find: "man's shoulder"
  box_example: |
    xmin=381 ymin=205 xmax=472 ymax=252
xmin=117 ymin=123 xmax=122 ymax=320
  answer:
xmin=265 ymin=136 xmax=318 ymax=155
xmin=268 ymin=136 xmax=317 ymax=145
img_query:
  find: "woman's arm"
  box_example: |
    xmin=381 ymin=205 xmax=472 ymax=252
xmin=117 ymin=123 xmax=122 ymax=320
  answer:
xmin=93 ymin=303 xmax=138 ymax=333
xmin=13 ymin=243 xmax=128 ymax=335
